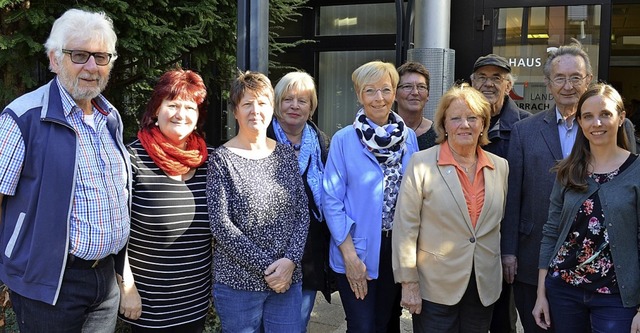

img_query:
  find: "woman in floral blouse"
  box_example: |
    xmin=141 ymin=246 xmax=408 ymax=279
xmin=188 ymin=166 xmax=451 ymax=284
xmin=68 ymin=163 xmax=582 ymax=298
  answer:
xmin=533 ymin=83 xmax=640 ymax=332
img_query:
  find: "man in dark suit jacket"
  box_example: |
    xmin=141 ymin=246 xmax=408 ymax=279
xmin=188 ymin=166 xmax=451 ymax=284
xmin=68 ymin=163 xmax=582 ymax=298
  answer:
xmin=471 ymin=53 xmax=531 ymax=333
xmin=503 ymin=40 xmax=636 ymax=333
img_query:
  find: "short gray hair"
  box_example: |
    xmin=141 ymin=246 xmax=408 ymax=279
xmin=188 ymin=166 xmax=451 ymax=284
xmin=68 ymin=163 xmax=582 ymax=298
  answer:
xmin=44 ymin=9 xmax=118 ymax=70
xmin=543 ymin=39 xmax=592 ymax=78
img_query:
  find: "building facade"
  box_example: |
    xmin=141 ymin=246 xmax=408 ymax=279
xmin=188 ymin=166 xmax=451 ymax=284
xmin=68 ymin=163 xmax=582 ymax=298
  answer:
xmin=260 ymin=0 xmax=640 ymax=139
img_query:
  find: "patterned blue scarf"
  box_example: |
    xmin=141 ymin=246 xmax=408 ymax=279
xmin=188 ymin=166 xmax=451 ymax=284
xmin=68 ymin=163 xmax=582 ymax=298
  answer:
xmin=353 ymin=109 xmax=407 ymax=165
xmin=273 ymin=119 xmax=324 ymax=221
xmin=353 ymin=109 xmax=408 ymax=230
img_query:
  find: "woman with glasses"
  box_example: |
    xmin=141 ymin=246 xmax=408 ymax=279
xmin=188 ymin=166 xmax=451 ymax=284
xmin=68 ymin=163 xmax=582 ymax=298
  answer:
xmin=396 ymin=62 xmax=436 ymax=151
xmin=323 ymin=61 xmax=418 ymax=332
xmin=533 ymin=83 xmax=640 ymax=332
xmin=392 ymin=83 xmax=508 ymax=333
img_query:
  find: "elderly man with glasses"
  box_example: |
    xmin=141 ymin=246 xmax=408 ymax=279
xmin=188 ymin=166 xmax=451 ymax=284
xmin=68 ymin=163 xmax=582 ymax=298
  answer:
xmin=470 ymin=53 xmax=531 ymax=333
xmin=471 ymin=54 xmax=531 ymax=159
xmin=0 ymin=9 xmax=129 ymax=332
xmin=502 ymin=40 xmax=636 ymax=333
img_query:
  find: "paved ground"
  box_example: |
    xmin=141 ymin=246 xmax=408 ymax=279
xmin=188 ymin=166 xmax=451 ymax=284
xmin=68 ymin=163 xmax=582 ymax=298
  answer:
xmin=307 ymin=291 xmax=412 ymax=333
xmin=307 ymin=291 xmax=524 ymax=333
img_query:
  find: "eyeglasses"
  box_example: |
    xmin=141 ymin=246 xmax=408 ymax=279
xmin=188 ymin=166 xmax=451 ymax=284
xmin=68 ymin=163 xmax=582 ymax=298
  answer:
xmin=549 ymin=75 xmax=588 ymax=87
xmin=62 ymin=49 xmax=115 ymax=66
xmin=472 ymin=75 xmax=504 ymax=85
xmin=398 ymin=83 xmax=428 ymax=93
xmin=448 ymin=116 xmax=480 ymax=125
xmin=363 ymin=87 xmax=394 ymax=97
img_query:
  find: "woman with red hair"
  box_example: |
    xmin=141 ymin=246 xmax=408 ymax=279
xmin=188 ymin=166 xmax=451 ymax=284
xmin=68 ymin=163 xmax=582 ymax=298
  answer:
xmin=118 ymin=68 xmax=213 ymax=333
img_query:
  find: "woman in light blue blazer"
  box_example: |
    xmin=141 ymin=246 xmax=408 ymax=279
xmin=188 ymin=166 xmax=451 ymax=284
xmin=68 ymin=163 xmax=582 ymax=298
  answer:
xmin=323 ymin=61 xmax=418 ymax=332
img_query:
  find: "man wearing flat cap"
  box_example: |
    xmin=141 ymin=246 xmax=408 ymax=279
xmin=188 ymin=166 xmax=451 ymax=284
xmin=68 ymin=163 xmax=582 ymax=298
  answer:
xmin=471 ymin=54 xmax=531 ymax=333
xmin=471 ymin=54 xmax=531 ymax=158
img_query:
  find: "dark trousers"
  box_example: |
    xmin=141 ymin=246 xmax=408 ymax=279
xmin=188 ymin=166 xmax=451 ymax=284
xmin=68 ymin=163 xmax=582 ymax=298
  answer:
xmin=513 ymin=280 xmax=554 ymax=333
xmin=10 ymin=255 xmax=119 ymax=333
xmin=387 ymin=286 xmax=402 ymax=332
xmin=413 ymin=270 xmax=494 ymax=333
xmin=489 ymin=281 xmax=517 ymax=333
xmin=334 ymin=232 xmax=401 ymax=333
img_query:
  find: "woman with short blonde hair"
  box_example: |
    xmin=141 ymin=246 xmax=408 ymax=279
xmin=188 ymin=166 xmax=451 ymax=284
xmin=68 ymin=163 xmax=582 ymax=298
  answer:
xmin=323 ymin=61 xmax=418 ymax=332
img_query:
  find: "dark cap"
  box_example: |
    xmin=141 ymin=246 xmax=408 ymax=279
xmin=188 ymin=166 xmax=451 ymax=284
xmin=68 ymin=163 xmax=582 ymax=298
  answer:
xmin=473 ymin=54 xmax=511 ymax=73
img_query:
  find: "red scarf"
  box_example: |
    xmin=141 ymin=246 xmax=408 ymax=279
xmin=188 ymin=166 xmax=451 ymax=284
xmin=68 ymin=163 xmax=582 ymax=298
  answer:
xmin=138 ymin=127 xmax=208 ymax=176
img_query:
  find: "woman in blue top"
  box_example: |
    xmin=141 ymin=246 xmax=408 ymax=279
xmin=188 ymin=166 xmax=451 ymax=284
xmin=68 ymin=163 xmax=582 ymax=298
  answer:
xmin=323 ymin=61 xmax=419 ymax=332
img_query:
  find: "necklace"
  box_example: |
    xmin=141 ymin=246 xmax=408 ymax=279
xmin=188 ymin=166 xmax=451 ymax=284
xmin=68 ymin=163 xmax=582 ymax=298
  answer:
xmin=449 ymin=145 xmax=477 ymax=173
xmin=461 ymin=161 xmax=477 ymax=173
xmin=413 ymin=117 xmax=424 ymax=131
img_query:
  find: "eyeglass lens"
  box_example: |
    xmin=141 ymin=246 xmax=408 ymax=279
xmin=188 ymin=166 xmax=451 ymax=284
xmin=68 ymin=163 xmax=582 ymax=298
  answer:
xmin=63 ymin=50 xmax=112 ymax=66
xmin=364 ymin=88 xmax=393 ymax=97
xmin=552 ymin=76 xmax=585 ymax=87
xmin=400 ymin=85 xmax=427 ymax=93
xmin=474 ymin=76 xmax=502 ymax=84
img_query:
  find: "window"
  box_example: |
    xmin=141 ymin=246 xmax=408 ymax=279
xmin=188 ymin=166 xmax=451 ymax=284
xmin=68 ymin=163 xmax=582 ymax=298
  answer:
xmin=493 ymin=5 xmax=601 ymax=113
xmin=610 ymin=4 xmax=640 ymax=111
xmin=318 ymin=3 xmax=396 ymax=36
xmin=318 ymin=50 xmax=395 ymax=136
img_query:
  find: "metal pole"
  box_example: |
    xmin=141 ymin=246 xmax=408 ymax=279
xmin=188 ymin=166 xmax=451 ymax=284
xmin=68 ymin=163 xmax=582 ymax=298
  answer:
xmin=415 ymin=0 xmax=450 ymax=48
xmin=410 ymin=0 xmax=454 ymax=120
xmin=395 ymin=0 xmax=404 ymax=67
xmin=236 ymin=0 xmax=269 ymax=73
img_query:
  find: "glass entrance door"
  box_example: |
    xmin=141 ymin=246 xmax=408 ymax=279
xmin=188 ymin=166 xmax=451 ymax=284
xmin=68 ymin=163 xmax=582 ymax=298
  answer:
xmin=484 ymin=4 xmax=604 ymax=113
xmin=609 ymin=3 xmax=640 ymax=118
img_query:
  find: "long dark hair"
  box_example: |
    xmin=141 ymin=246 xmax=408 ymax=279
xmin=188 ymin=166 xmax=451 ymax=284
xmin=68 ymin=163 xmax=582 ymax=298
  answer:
xmin=554 ymin=83 xmax=627 ymax=191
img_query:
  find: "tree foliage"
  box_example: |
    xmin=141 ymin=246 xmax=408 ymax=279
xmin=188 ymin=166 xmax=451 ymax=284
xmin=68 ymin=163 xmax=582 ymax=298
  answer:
xmin=269 ymin=0 xmax=312 ymax=63
xmin=0 ymin=0 xmax=308 ymax=139
xmin=0 ymin=1 xmax=307 ymax=329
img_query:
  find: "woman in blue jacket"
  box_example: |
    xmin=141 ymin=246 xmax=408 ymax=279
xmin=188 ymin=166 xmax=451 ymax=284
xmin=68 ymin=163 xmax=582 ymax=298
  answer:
xmin=323 ymin=61 xmax=418 ymax=332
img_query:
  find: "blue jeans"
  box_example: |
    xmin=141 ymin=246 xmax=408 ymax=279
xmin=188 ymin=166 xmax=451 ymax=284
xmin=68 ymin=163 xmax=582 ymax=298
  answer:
xmin=300 ymin=288 xmax=317 ymax=332
xmin=545 ymin=274 xmax=637 ymax=333
xmin=213 ymin=282 xmax=302 ymax=333
xmin=10 ymin=256 xmax=119 ymax=333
